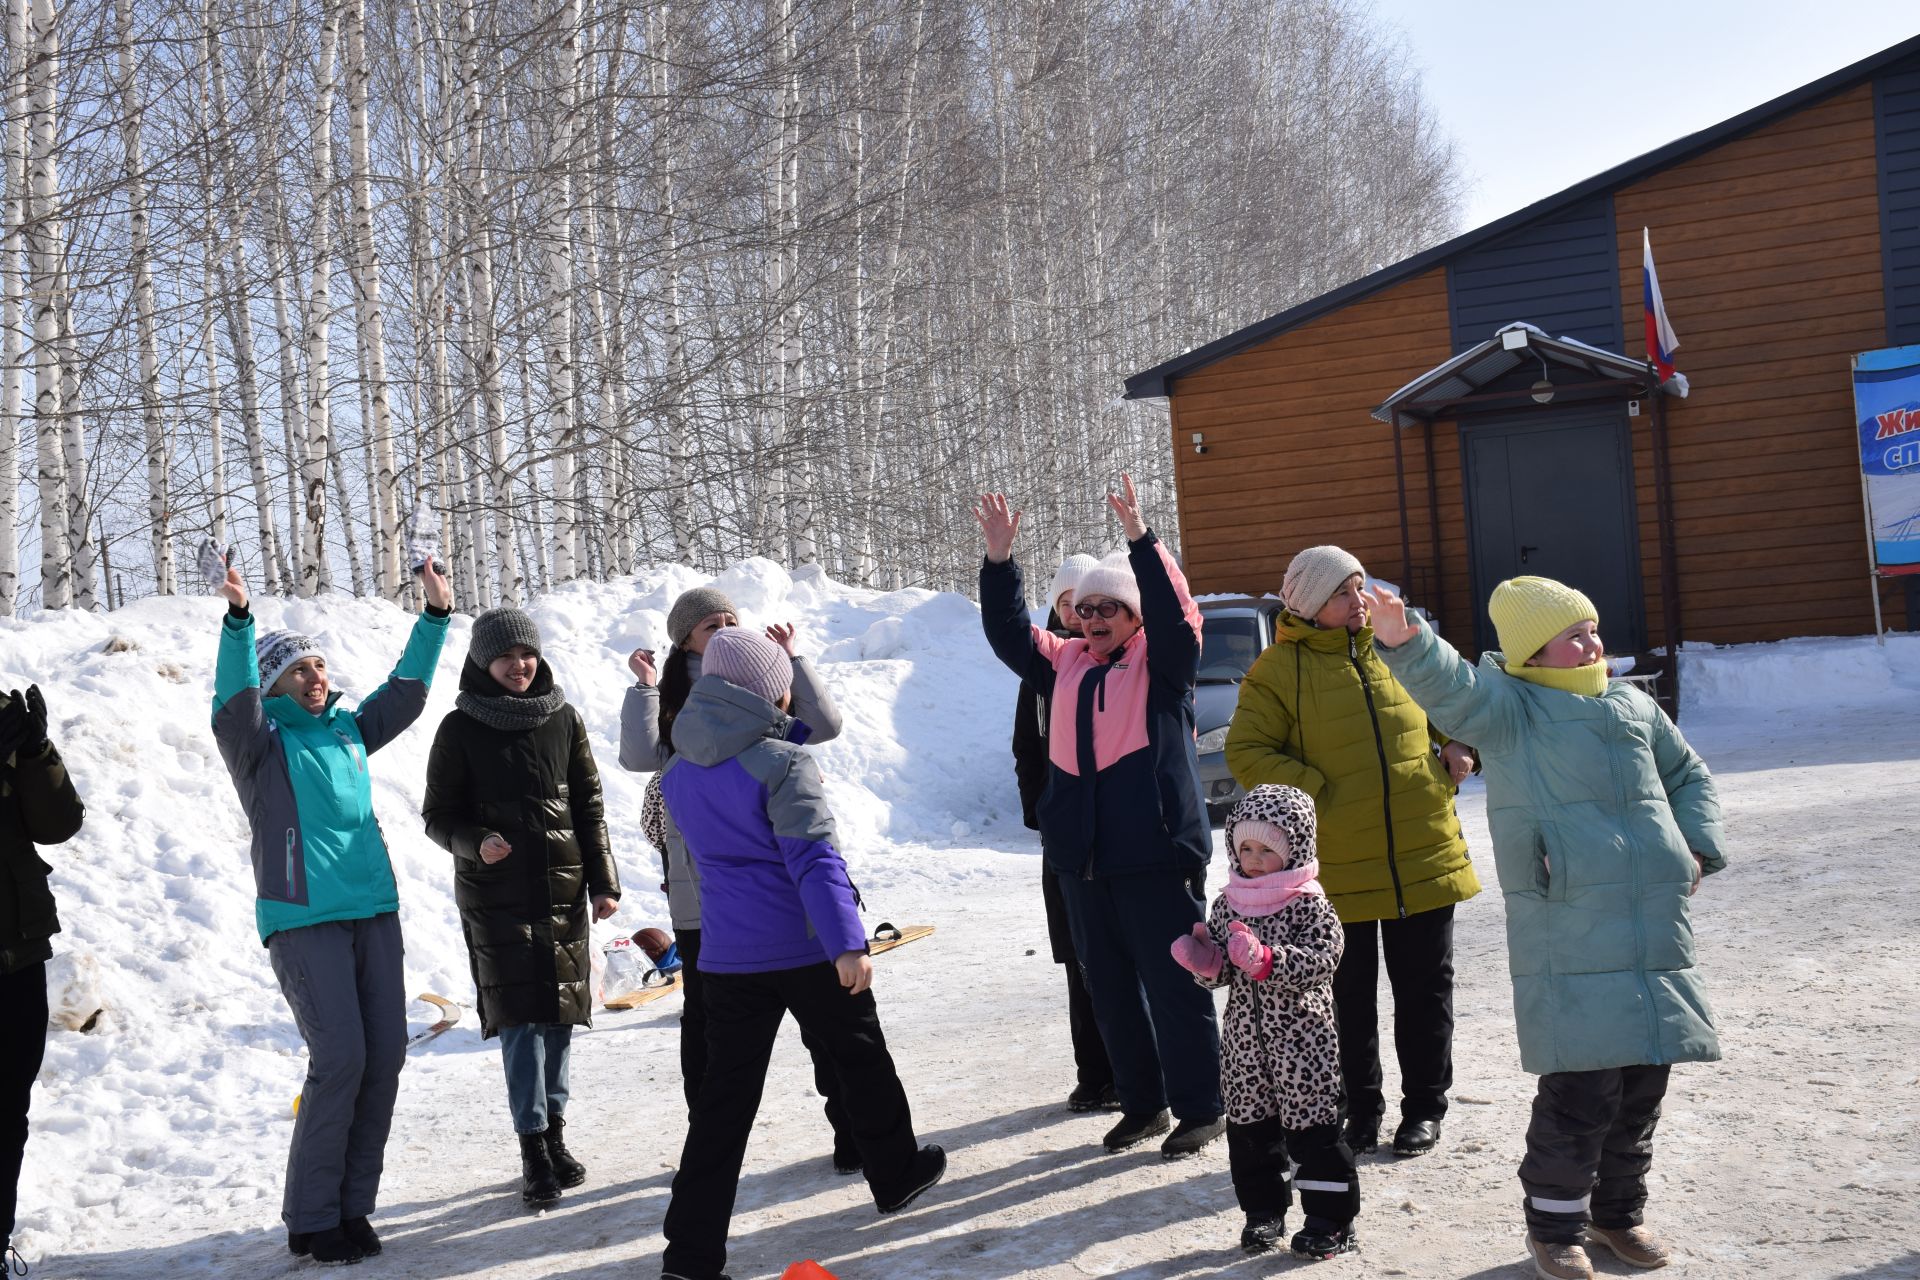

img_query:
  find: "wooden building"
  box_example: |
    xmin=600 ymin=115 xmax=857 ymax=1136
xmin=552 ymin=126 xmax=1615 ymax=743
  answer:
xmin=1127 ymin=34 xmax=1920 ymax=682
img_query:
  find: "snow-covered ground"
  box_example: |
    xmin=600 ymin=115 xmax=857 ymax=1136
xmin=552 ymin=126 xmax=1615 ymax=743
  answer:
xmin=4 ymin=565 xmax=1919 ymax=1279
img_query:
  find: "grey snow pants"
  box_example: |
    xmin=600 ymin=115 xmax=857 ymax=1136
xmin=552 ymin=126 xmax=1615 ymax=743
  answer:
xmin=267 ymin=912 xmax=407 ymax=1233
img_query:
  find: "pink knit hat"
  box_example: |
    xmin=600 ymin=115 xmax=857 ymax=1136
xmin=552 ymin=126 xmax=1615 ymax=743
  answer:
xmin=702 ymin=628 xmax=793 ymax=707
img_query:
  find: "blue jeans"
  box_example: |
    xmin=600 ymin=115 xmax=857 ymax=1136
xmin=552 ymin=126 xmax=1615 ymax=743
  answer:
xmin=498 ymin=1023 xmax=573 ymax=1134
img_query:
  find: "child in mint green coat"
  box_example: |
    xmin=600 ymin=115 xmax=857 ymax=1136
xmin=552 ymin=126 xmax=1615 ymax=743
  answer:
xmin=1365 ymin=576 xmax=1724 ymax=1280
xmin=210 ymin=560 xmax=451 ymax=1266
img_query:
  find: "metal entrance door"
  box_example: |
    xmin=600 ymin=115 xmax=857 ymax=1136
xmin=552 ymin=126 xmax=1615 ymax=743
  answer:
xmin=1462 ymin=406 xmax=1647 ymax=656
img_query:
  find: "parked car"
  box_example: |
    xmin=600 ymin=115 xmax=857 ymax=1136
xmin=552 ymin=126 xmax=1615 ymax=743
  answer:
xmin=1194 ymin=596 xmax=1284 ymax=824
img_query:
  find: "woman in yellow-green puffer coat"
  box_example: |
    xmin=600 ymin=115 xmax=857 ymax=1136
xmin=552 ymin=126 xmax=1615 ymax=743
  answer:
xmin=1224 ymin=546 xmax=1479 ymax=1159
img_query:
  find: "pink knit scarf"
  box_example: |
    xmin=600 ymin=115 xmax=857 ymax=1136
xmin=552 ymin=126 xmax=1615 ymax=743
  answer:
xmin=1223 ymin=860 xmax=1326 ymax=917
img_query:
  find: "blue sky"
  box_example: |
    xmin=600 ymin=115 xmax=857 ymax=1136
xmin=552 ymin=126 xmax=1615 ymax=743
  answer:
xmin=1369 ymin=2 xmax=1919 ymax=232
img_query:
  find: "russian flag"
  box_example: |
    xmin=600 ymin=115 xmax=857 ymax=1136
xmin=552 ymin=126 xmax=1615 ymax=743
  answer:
xmin=1643 ymin=227 xmax=1680 ymax=383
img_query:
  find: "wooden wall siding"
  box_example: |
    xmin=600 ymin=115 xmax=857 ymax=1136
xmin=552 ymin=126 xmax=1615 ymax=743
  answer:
xmin=1169 ymin=267 xmax=1480 ymax=648
xmin=1448 ymin=194 xmax=1624 ymax=352
xmin=1876 ymin=56 xmax=1920 ymax=344
xmin=1616 ymin=83 xmax=1892 ymax=644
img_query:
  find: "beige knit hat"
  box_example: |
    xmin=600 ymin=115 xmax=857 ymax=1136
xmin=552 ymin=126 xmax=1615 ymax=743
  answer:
xmin=667 ymin=586 xmax=738 ymax=647
xmin=1488 ymin=576 xmax=1598 ymax=666
xmin=1072 ymin=551 xmax=1141 ymax=616
xmin=1280 ymin=545 xmax=1364 ymax=619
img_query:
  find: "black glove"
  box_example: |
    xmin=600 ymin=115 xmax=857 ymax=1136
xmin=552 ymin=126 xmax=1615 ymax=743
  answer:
xmin=0 ymin=684 xmax=49 ymax=758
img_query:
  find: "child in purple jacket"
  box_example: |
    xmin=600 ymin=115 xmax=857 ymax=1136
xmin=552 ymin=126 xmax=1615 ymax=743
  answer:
xmin=655 ymin=628 xmax=944 ymax=1280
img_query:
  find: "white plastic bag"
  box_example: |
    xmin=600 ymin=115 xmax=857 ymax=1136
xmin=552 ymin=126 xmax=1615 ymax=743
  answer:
xmin=601 ymin=936 xmax=647 ymax=1004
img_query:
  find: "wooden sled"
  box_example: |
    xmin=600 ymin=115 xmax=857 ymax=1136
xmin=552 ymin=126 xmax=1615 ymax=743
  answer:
xmin=867 ymin=922 xmax=935 ymax=957
xmin=604 ymin=968 xmax=683 ymax=1011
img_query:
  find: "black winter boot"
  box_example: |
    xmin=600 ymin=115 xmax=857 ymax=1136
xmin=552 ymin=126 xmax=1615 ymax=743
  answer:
xmin=519 ymin=1131 xmax=563 ymax=1206
xmin=307 ymin=1225 xmax=367 ymax=1265
xmin=340 ymin=1216 xmax=381 ymax=1256
xmin=1240 ymin=1212 xmax=1287 ymax=1255
xmin=544 ymin=1113 xmax=587 ymax=1189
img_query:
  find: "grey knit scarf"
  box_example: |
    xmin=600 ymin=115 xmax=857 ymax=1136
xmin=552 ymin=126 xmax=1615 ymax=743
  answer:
xmin=456 ymin=658 xmax=566 ymax=732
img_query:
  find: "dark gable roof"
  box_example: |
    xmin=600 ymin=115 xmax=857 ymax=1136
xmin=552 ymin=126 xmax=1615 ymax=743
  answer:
xmin=1124 ymin=29 xmax=1920 ymax=401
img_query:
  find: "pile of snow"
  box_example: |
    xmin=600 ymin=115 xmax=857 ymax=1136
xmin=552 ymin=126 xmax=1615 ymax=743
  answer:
xmin=1680 ymin=629 xmax=1920 ymax=711
xmin=0 ymin=559 xmax=1026 ymax=1257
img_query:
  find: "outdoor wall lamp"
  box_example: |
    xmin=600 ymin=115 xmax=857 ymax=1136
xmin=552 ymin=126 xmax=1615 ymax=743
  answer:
xmin=1192 ymin=431 xmax=1208 ymax=454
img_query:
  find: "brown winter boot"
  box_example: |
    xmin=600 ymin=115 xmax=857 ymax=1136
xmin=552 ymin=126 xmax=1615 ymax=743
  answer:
xmin=1526 ymin=1236 xmax=1594 ymax=1280
xmin=1586 ymin=1223 xmax=1672 ymax=1268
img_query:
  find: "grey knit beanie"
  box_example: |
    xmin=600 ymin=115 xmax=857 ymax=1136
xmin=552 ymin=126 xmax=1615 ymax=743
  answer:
xmin=256 ymin=630 xmax=325 ymax=691
xmin=1280 ymin=545 xmax=1365 ymax=620
xmin=702 ymin=628 xmax=793 ymax=707
xmin=667 ymin=587 xmax=738 ymax=648
xmin=469 ymin=607 xmax=542 ymax=667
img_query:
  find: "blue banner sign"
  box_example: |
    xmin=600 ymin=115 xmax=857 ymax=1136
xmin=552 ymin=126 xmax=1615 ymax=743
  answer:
xmin=1852 ymin=345 xmax=1920 ymax=575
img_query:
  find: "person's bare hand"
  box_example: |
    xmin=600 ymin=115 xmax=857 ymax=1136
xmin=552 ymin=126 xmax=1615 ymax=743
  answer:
xmin=628 ymin=648 xmax=657 ymax=686
xmin=1690 ymin=854 xmax=1705 ymax=896
xmin=479 ymin=834 xmax=512 ymax=864
xmin=970 ymin=493 xmax=1021 ymax=563
xmin=1440 ymin=741 xmax=1475 ymax=784
xmin=835 ymin=950 xmax=874 ymax=995
xmin=1106 ymin=472 xmax=1148 ymax=541
xmin=218 ymin=566 xmax=249 ymax=610
xmin=592 ymin=895 xmax=618 ymax=922
xmin=418 ymin=557 xmax=453 ymax=611
xmin=1362 ymin=583 xmax=1416 ymax=647
xmin=765 ymin=623 xmax=797 ymax=656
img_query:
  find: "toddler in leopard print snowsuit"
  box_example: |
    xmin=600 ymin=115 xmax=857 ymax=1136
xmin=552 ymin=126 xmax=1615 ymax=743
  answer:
xmin=1170 ymin=784 xmax=1360 ymax=1260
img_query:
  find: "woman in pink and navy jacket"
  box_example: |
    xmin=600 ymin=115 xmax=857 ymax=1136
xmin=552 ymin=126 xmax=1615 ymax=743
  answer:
xmin=975 ymin=475 xmax=1223 ymax=1161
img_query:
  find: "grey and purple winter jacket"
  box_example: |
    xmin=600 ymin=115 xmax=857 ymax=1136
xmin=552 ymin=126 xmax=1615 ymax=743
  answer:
xmin=657 ymin=674 xmax=864 ymax=974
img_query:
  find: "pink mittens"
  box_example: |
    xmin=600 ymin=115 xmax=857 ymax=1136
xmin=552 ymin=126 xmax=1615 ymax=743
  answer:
xmin=1170 ymin=923 xmax=1223 ymax=980
xmin=1226 ymin=921 xmax=1275 ymax=981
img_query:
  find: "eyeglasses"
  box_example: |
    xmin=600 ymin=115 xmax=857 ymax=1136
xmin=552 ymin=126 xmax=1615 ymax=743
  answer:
xmin=1074 ymin=600 xmax=1129 ymax=620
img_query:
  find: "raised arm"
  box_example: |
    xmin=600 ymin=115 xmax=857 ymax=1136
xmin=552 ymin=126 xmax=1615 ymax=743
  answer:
xmin=618 ymin=682 xmax=669 ymax=772
xmin=973 ymin=491 xmax=1060 ymax=686
xmin=210 ymin=571 xmax=273 ymax=779
xmin=353 ymin=608 xmax=450 ymax=754
xmin=765 ymin=624 xmax=844 ymax=744
xmin=8 ymin=725 xmax=84 ymax=847
xmin=1110 ymin=474 xmax=1201 ymax=691
xmin=1365 ymin=585 xmax=1524 ymax=758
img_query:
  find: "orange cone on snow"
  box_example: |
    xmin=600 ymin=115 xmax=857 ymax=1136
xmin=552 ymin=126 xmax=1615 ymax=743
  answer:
xmin=780 ymin=1263 xmax=839 ymax=1280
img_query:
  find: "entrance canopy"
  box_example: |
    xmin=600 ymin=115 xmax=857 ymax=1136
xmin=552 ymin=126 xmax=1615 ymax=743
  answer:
xmin=1373 ymin=322 xmax=1665 ymax=429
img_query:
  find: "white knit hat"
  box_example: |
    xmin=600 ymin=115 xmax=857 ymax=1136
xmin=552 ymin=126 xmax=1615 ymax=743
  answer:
xmin=256 ymin=630 xmax=325 ymax=692
xmin=1072 ymin=551 xmax=1141 ymax=617
xmin=1046 ymin=554 xmax=1100 ymax=618
xmin=1281 ymin=545 xmax=1365 ymax=619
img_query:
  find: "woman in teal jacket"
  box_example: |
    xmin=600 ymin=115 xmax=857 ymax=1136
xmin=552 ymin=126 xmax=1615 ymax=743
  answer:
xmin=1366 ymin=576 xmax=1724 ymax=1280
xmin=210 ymin=559 xmax=451 ymax=1266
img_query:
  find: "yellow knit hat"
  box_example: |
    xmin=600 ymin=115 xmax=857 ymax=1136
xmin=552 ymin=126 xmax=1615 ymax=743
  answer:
xmin=1488 ymin=576 xmax=1598 ymax=666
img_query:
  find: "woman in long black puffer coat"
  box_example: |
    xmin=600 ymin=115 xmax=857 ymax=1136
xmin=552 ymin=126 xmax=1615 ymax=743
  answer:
xmin=422 ymin=608 xmax=621 ymax=1209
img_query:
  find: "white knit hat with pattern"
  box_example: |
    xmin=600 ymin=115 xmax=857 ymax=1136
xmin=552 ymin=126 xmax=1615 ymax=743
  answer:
xmin=1281 ymin=545 xmax=1365 ymax=619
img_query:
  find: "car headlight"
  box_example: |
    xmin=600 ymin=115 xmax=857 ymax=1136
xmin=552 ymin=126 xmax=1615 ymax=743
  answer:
xmin=1195 ymin=726 xmax=1229 ymax=754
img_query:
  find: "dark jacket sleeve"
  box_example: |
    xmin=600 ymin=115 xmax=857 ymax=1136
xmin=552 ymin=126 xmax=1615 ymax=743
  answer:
xmin=421 ymin=715 xmax=492 ymax=863
xmin=1130 ymin=530 xmax=1199 ymax=692
xmin=1012 ymin=684 xmax=1048 ymax=829
xmin=568 ymin=708 xmax=620 ymax=899
xmin=979 ymin=556 xmax=1054 ymax=689
xmin=10 ymin=742 xmax=84 ymax=846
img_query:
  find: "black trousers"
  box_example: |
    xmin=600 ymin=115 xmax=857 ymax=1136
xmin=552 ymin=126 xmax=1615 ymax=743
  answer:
xmin=661 ymin=962 xmax=920 ymax=1279
xmin=676 ymin=929 xmax=854 ymax=1157
xmin=1 ymin=961 xmax=48 ymax=1243
xmin=1519 ymin=1065 xmax=1670 ymax=1244
xmin=1043 ymin=866 xmax=1113 ymax=1092
xmin=1227 ymin=1116 xmax=1360 ymax=1226
xmin=1058 ymin=870 xmax=1222 ymax=1122
xmin=1331 ymin=903 xmax=1455 ymax=1124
